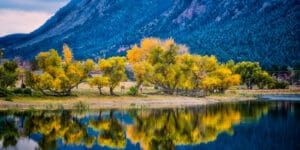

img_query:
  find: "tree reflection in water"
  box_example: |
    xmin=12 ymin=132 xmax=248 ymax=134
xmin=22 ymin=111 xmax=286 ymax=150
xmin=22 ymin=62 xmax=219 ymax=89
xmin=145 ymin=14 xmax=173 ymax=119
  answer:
xmin=88 ymin=110 xmax=126 ymax=149
xmin=0 ymin=118 xmax=19 ymax=148
xmin=127 ymin=104 xmax=249 ymax=150
xmin=0 ymin=101 xmax=279 ymax=150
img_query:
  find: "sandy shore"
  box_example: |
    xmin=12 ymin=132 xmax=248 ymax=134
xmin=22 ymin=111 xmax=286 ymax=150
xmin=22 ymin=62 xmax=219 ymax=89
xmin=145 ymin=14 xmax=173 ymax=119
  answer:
xmin=0 ymin=95 xmax=256 ymax=110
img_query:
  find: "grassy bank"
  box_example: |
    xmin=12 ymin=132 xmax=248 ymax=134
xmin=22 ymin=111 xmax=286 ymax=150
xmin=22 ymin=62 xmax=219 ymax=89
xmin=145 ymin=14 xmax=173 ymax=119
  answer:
xmin=0 ymin=82 xmax=299 ymax=110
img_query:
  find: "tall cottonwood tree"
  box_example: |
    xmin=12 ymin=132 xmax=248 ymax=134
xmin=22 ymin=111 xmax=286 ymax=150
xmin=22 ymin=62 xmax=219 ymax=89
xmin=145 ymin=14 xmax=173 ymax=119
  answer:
xmin=98 ymin=57 xmax=127 ymax=95
xmin=127 ymin=38 xmax=240 ymax=94
xmin=234 ymin=61 xmax=272 ymax=89
xmin=25 ymin=46 xmax=94 ymax=96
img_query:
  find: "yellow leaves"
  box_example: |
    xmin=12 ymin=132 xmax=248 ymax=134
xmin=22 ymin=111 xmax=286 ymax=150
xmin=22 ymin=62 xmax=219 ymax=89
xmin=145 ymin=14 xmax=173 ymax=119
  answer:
xmin=162 ymin=38 xmax=175 ymax=50
xmin=126 ymin=107 xmax=244 ymax=150
xmin=127 ymin=45 xmax=144 ymax=64
xmin=98 ymin=59 xmax=113 ymax=71
xmin=65 ymin=129 xmax=84 ymax=145
xmin=38 ymin=73 xmax=53 ymax=89
xmin=84 ymin=59 xmax=95 ymax=72
xmin=97 ymin=57 xmax=127 ymax=94
xmin=88 ymin=75 xmax=109 ymax=87
xmin=201 ymin=76 xmax=221 ymax=90
xmin=30 ymin=47 xmax=94 ymax=95
xmin=63 ymin=44 xmax=73 ymax=64
xmin=225 ymin=74 xmax=241 ymax=86
xmin=37 ymin=52 xmax=49 ymax=58
xmin=98 ymin=135 xmax=126 ymax=149
xmin=140 ymin=38 xmax=160 ymax=51
xmin=201 ymin=66 xmax=241 ymax=91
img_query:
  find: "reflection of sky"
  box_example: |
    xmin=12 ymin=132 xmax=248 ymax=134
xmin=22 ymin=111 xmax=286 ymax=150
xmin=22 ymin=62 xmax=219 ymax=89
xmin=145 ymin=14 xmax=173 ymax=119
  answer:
xmin=0 ymin=137 xmax=39 ymax=150
xmin=0 ymin=0 xmax=70 ymax=36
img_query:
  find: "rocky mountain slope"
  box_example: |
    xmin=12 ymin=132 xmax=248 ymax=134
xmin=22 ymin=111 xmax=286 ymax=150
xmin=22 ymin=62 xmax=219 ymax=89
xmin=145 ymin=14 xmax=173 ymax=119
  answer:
xmin=0 ymin=0 xmax=299 ymax=66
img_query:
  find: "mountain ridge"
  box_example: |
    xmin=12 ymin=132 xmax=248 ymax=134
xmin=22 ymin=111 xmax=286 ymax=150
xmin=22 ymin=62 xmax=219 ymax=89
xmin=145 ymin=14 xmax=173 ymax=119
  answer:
xmin=0 ymin=0 xmax=299 ymax=66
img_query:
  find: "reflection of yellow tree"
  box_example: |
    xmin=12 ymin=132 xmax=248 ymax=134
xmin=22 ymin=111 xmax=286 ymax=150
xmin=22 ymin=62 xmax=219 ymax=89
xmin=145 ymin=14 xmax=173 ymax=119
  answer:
xmin=24 ymin=111 xmax=95 ymax=149
xmin=127 ymin=103 xmax=268 ymax=150
xmin=88 ymin=111 xmax=126 ymax=149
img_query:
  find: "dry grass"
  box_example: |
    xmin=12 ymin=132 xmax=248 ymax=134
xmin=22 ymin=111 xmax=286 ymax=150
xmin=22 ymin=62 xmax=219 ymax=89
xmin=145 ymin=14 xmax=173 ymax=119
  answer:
xmin=0 ymin=81 xmax=299 ymax=110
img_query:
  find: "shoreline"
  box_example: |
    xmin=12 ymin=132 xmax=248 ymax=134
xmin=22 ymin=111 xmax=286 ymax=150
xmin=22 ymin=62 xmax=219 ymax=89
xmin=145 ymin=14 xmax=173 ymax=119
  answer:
xmin=0 ymin=95 xmax=256 ymax=110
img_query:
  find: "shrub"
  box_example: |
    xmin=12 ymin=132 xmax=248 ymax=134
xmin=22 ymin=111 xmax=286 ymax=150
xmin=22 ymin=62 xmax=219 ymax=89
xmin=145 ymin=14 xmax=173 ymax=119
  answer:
xmin=127 ymin=86 xmax=139 ymax=96
xmin=13 ymin=88 xmax=23 ymax=94
xmin=12 ymin=88 xmax=32 ymax=95
xmin=0 ymin=88 xmax=11 ymax=97
xmin=4 ymin=96 xmax=12 ymax=101
xmin=268 ymin=81 xmax=289 ymax=89
xmin=23 ymin=88 xmax=32 ymax=95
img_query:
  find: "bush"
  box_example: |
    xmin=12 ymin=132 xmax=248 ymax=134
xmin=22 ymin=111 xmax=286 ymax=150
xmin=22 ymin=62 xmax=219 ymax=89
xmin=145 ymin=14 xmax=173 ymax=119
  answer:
xmin=12 ymin=88 xmax=32 ymax=95
xmin=268 ymin=81 xmax=289 ymax=89
xmin=4 ymin=96 xmax=12 ymax=101
xmin=0 ymin=88 xmax=11 ymax=97
xmin=127 ymin=86 xmax=139 ymax=96
xmin=13 ymin=88 xmax=23 ymax=94
xmin=23 ymin=88 xmax=32 ymax=95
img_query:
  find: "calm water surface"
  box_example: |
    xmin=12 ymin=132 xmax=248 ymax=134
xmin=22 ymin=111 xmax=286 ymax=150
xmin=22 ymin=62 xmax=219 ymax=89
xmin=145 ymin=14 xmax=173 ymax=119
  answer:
xmin=0 ymin=101 xmax=299 ymax=150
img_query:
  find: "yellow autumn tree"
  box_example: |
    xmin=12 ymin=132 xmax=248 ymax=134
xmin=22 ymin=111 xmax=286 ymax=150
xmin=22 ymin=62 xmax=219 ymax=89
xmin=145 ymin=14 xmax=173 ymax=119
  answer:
xmin=201 ymin=66 xmax=241 ymax=93
xmin=88 ymin=75 xmax=109 ymax=95
xmin=25 ymin=47 xmax=94 ymax=96
xmin=63 ymin=44 xmax=73 ymax=64
xmin=127 ymin=38 xmax=185 ymax=94
xmin=98 ymin=57 xmax=127 ymax=95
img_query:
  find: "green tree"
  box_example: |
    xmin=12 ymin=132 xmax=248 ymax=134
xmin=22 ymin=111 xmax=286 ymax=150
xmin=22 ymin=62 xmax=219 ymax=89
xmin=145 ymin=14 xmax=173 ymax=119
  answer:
xmin=98 ymin=57 xmax=127 ymax=95
xmin=0 ymin=61 xmax=18 ymax=90
xmin=255 ymin=71 xmax=273 ymax=89
xmin=234 ymin=62 xmax=263 ymax=89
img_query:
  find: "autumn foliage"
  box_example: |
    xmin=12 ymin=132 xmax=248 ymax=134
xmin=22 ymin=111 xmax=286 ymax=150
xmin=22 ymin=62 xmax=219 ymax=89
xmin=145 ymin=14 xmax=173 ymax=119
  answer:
xmin=127 ymin=38 xmax=241 ymax=94
xmin=20 ymin=38 xmax=281 ymax=97
xmin=25 ymin=45 xmax=94 ymax=96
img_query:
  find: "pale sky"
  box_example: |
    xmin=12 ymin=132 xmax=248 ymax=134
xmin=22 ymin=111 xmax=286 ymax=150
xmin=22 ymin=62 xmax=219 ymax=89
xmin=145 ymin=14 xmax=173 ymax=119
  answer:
xmin=0 ymin=0 xmax=70 ymax=37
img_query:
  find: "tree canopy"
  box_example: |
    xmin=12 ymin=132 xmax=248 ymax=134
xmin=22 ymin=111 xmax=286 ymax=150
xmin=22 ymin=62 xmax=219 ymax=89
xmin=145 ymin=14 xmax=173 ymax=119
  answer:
xmin=25 ymin=46 xmax=94 ymax=96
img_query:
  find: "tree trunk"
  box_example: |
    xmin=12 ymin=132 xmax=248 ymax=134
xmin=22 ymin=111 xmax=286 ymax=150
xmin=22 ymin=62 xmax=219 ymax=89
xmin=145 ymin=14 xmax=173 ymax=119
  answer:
xmin=109 ymin=87 xmax=115 ymax=96
xmin=98 ymin=86 xmax=103 ymax=95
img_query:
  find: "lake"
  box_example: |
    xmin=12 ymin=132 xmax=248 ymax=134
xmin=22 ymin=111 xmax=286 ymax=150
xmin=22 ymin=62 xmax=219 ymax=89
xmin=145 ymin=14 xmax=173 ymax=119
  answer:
xmin=0 ymin=101 xmax=299 ymax=150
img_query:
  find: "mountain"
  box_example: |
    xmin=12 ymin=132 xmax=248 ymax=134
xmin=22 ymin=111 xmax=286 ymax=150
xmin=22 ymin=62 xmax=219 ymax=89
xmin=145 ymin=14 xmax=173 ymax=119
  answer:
xmin=0 ymin=0 xmax=299 ymax=66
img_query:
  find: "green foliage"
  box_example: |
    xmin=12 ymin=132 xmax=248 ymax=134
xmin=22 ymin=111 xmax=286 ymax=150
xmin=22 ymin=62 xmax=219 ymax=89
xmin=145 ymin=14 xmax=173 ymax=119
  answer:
xmin=0 ymin=61 xmax=18 ymax=89
xmin=127 ymin=86 xmax=139 ymax=96
xmin=268 ymin=81 xmax=289 ymax=89
xmin=0 ymin=119 xmax=19 ymax=147
xmin=255 ymin=71 xmax=273 ymax=89
xmin=23 ymin=88 xmax=32 ymax=95
xmin=4 ymin=96 xmax=12 ymax=101
xmin=234 ymin=62 xmax=264 ymax=89
xmin=13 ymin=88 xmax=22 ymax=94
xmin=12 ymin=88 xmax=32 ymax=95
xmin=0 ymin=88 xmax=11 ymax=97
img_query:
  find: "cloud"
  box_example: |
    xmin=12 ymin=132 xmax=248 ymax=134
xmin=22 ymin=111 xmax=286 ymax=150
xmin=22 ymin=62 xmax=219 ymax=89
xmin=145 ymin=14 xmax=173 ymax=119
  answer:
xmin=0 ymin=0 xmax=70 ymax=13
xmin=0 ymin=9 xmax=52 ymax=36
xmin=0 ymin=0 xmax=70 ymax=36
